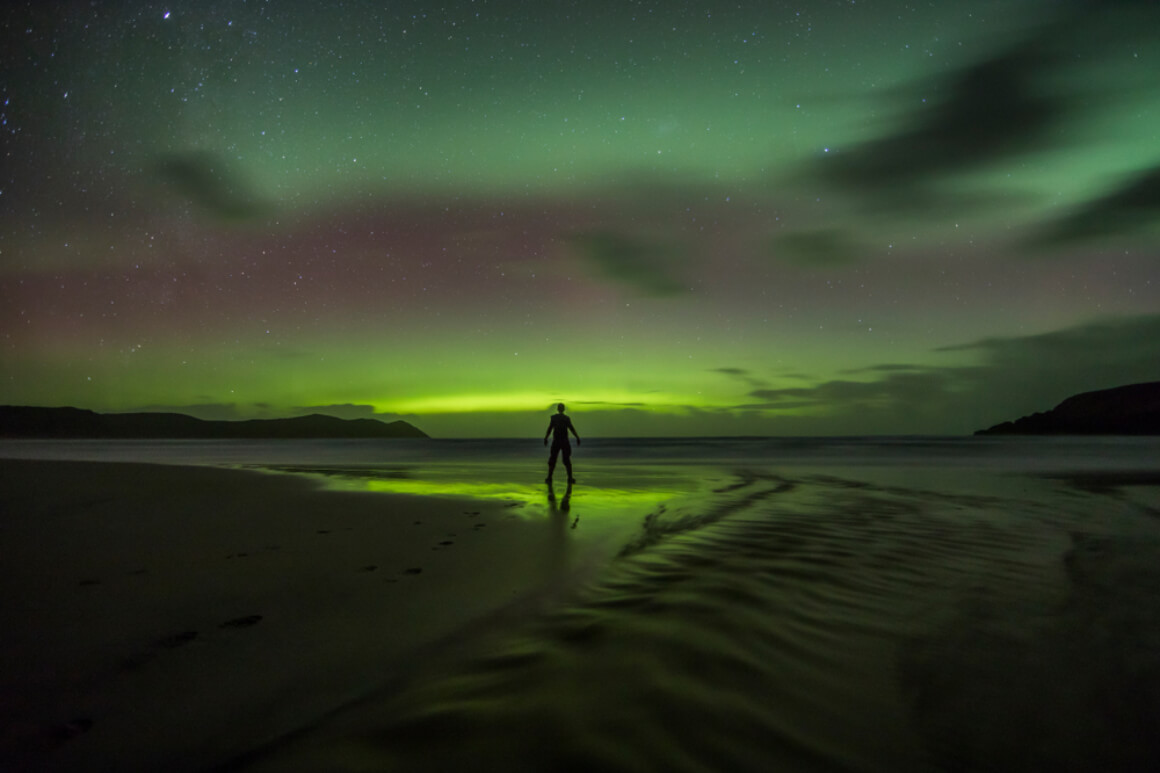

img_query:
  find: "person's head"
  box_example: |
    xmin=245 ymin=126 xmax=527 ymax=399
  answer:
xmin=557 ymin=402 xmax=566 ymax=413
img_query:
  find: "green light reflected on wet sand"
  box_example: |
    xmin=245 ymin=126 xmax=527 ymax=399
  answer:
xmin=351 ymin=475 xmax=684 ymax=515
xmin=256 ymin=463 xmax=710 ymax=519
xmin=365 ymin=478 xmax=684 ymax=518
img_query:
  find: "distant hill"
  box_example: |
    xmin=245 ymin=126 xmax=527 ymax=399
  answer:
xmin=0 ymin=406 xmax=429 ymax=439
xmin=975 ymin=382 xmax=1160 ymax=436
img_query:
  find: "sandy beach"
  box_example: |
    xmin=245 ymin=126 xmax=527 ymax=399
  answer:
xmin=0 ymin=459 xmax=620 ymax=773
xmin=3 ymin=449 xmax=1160 ymax=772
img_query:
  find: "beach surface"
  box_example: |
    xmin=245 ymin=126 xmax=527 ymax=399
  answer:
xmin=0 ymin=459 xmax=635 ymax=772
xmin=3 ymin=443 xmax=1160 ymax=772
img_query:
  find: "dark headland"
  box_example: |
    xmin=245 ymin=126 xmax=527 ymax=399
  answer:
xmin=975 ymin=381 xmax=1160 ymax=436
xmin=0 ymin=406 xmax=428 ymax=439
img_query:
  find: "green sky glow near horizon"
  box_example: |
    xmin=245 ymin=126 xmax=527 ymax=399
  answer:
xmin=3 ymin=1 xmax=1159 ymax=437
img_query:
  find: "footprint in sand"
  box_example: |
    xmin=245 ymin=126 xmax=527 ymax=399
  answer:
xmin=359 ymin=565 xmax=378 ymax=573
xmin=50 ymin=718 xmax=93 ymax=744
xmin=122 ymin=630 xmax=197 ymax=670
xmin=154 ymin=631 xmax=199 ymax=649
xmin=123 ymin=618 xmax=259 ymax=671
xmin=121 ymin=653 xmax=154 ymax=670
xmin=219 ymin=615 xmax=263 ymax=629
xmin=5 ymin=717 xmax=95 ymax=754
xmin=403 ymin=567 xmax=422 ymax=575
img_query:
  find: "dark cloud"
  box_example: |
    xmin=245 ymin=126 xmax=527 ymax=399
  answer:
xmin=937 ymin=315 xmax=1160 ymax=377
xmin=293 ymin=403 xmax=415 ymax=423
xmin=776 ymin=0 xmax=1160 ymax=257
xmin=154 ymin=151 xmax=268 ymax=222
xmin=1026 ymin=166 xmax=1160 ymax=249
xmin=939 ymin=315 xmax=1160 ymax=427
xmin=739 ymin=315 xmax=1160 ymax=434
xmin=817 ymin=48 xmax=1063 ymax=197
xmin=711 ymin=367 xmax=769 ymax=389
xmin=749 ymin=370 xmax=956 ymax=413
xmin=772 ymin=229 xmax=865 ymax=265
xmin=801 ymin=0 xmax=1155 ymax=203
xmin=135 ymin=403 xmax=246 ymax=421
xmin=798 ymin=0 xmax=1160 ymax=217
xmin=566 ymin=230 xmax=688 ymax=297
xmin=839 ymin=363 xmax=928 ymax=375
xmin=291 ymin=403 xmax=377 ymax=420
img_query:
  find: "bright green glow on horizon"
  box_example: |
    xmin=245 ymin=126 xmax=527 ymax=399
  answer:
xmin=379 ymin=390 xmax=738 ymax=415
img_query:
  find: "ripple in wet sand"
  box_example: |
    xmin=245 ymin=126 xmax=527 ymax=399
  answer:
xmin=238 ymin=472 xmax=1160 ymax=773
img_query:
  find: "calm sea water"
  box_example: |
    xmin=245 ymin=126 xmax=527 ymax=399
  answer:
xmin=5 ymin=437 xmax=1160 ymax=771
xmin=2 ymin=435 xmax=1159 ymax=471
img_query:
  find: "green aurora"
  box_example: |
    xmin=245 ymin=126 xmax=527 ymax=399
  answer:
xmin=2 ymin=0 xmax=1159 ymax=436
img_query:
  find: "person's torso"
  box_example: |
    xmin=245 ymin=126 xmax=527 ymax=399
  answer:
xmin=550 ymin=413 xmax=571 ymax=440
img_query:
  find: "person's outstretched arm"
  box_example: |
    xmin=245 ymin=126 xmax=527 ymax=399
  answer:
xmin=569 ymin=419 xmax=580 ymax=444
xmin=544 ymin=422 xmax=553 ymax=445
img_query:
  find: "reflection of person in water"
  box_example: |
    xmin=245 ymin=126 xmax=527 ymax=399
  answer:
xmin=543 ymin=402 xmax=580 ymax=484
xmin=547 ymin=480 xmax=578 ymax=529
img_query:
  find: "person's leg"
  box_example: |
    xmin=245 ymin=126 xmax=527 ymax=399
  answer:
xmin=562 ymin=443 xmax=574 ymax=482
xmin=547 ymin=444 xmax=560 ymax=481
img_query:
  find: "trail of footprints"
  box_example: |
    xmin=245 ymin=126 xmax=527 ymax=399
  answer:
xmin=111 ymin=505 xmax=513 ymax=666
xmin=121 ymin=614 xmax=265 ymax=671
xmin=27 ymin=482 xmax=525 ymax=757
xmin=55 ymin=502 xmax=524 ymax=749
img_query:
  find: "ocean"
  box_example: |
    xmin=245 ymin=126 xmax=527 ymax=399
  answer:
xmin=4 ymin=436 xmax=1159 ymax=771
xmin=3 ymin=434 xmax=1158 ymax=470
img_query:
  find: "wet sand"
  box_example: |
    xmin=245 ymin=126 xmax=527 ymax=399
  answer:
xmin=236 ymin=468 xmax=1160 ymax=773
xmin=0 ymin=460 xmax=611 ymax=773
xmin=3 ymin=459 xmax=1160 ymax=772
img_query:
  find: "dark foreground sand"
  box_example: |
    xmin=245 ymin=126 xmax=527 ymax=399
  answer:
xmin=4 ymin=458 xmax=1160 ymax=772
xmin=0 ymin=460 xmax=596 ymax=773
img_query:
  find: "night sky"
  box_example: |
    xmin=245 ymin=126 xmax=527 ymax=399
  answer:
xmin=3 ymin=0 xmax=1159 ymax=437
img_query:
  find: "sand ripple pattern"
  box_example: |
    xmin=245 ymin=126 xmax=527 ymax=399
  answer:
xmin=244 ymin=471 xmax=1160 ymax=773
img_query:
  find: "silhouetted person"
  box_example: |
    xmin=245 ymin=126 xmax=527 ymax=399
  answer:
xmin=544 ymin=402 xmax=580 ymax=484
